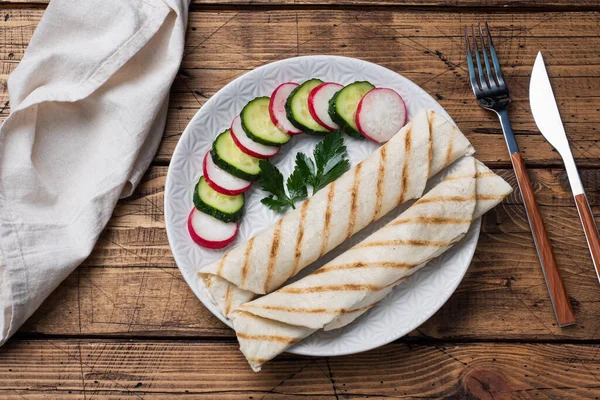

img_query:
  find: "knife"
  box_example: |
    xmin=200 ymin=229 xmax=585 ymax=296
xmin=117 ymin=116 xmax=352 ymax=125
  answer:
xmin=530 ymin=51 xmax=600 ymax=284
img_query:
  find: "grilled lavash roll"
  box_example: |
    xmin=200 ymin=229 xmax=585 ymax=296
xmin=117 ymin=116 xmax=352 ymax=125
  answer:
xmin=199 ymin=110 xmax=475 ymax=318
xmin=231 ymin=157 xmax=512 ymax=372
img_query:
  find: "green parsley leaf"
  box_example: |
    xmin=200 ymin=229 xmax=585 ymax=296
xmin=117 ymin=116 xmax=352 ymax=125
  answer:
xmin=313 ymin=158 xmax=350 ymax=193
xmin=293 ymin=152 xmax=316 ymax=187
xmin=286 ymin=163 xmax=308 ymax=203
xmin=260 ymin=196 xmax=291 ymax=213
xmin=308 ymin=131 xmax=351 ymax=194
xmin=313 ymin=131 xmax=347 ymax=177
xmin=258 ymin=159 xmax=295 ymax=211
xmin=258 ymin=160 xmax=286 ymax=197
xmin=258 ymin=132 xmax=351 ymax=213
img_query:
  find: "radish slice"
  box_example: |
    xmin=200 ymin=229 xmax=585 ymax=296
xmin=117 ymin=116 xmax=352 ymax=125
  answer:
xmin=269 ymin=83 xmax=302 ymax=135
xmin=188 ymin=208 xmax=238 ymax=249
xmin=203 ymin=152 xmax=252 ymax=196
xmin=230 ymin=115 xmax=280 ymax=159
xmin=308 ymin=82 xmax=343 ymax=131
xmin=355 ymin=88 xmax=407 ymax=143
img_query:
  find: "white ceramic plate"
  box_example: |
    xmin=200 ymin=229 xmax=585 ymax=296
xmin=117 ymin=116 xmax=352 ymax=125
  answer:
xmin=164 ymin=55 xmax=480 ymax=357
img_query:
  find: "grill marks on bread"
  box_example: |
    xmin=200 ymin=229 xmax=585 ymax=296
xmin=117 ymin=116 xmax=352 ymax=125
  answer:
xmin=264 ymin=219 xmax=283 ymax=293
xmin=319 ymin=183 xmax=336 ymax=258
xmin=372 ymin=147 xmax=387 ymax=223
xmin=240 ymin=238 xmax=255 ymax=287
xmin=347 ymin=163 xmax=362 ymax=237
xmin=398 ymin=124 xmax=412 ymax=205
xmin=292 ymin=200 xmax=311 ymax=275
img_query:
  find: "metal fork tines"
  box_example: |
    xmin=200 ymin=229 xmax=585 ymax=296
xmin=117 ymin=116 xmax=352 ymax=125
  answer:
xmin=465 ymin=23 xmax=508 ymax=101
xmin=464 ymin=22 xmax=576 ymax=327
xmin=465 ymin=22 xmax=516 ymax=153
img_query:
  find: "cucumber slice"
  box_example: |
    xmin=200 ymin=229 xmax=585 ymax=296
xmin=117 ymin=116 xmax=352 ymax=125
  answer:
xmin=193 ymin=176 xmax=245 ymax=223
xmin=211 ymin=130 xmax=261 ymax=181
xmin=285 ymin=79 xmax=330 ymax=135
xmin=328 ymin=81 xmax=375 ymax=138
xmin=241 ymin=97 xmax=291 ymax=146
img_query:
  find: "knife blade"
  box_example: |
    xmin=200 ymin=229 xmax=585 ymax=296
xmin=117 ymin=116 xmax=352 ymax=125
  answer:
xmin=530 ymin=52 xmax=583 ymax=195
xmin=530 ymin=51 xmax=600 ymax=284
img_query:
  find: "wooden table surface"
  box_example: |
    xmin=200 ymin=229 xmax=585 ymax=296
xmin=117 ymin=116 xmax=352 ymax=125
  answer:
xmin=2 ymin=0 xmax=600 ymax=398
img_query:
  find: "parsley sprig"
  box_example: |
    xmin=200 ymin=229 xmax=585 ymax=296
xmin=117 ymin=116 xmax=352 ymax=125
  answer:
xmin=258 ymin=131 xmax=351 ymax=213
xmin=258 ymin=159 xmax=308 ymax=213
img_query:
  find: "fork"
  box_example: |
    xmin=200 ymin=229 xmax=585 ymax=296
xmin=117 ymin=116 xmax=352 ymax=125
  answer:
xmin=465 ymin=23 xmax=575 ymax=327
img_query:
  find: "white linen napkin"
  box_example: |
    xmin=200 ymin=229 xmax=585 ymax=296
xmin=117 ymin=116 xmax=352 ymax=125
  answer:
xmin=0 ymin=0 xmax=190 ymax=345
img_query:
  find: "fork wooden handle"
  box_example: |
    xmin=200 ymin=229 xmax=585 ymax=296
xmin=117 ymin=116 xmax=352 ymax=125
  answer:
xmin=574 ymin=193 xmax=600 ymax=282
xmin=511 ymin=152 xmax=576 ymax=327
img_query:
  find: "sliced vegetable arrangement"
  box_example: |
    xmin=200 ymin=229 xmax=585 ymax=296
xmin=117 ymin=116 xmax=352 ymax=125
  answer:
xmin=308 ymin=82 xmax=343 ymax=131
xmin=188 ymin=78 xmax=408 ymax=249
xmin=188 ymin=208 xmax=238 ymax=249
xmin=269 ymin=83 xmax=302 ymax=135
xmin=241 ymin=97 xmax=291 ymax=146
xmin=231 ymin=115 xmax=279 ymax=159
xmin=193 ymin=177 xmax=245 ymax=223
xmin=356 ymin=88 xmax=407 ymax=143
xmin=203 ymin=153 xmax=252 ymax=196
xmin=286 ymin=79 xmax=329 ymax=135
xmin=211 ymin=130 xmax=261 ymax=181
xmin=329 ymin=81 xmax=375 ymax=139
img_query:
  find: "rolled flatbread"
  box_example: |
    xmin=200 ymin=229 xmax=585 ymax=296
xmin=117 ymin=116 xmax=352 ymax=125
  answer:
xmin=199 ymin=110 xmax=475 ymax=318
xmin=231 ymin=157 xmax=512 ymax=371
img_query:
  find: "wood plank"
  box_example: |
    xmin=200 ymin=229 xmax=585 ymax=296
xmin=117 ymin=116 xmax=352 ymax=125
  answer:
xmin=13 ymin=165 xmax=600 ymax=339
xmin=3 ymin=10 xmax=600 ymax=167
xmin=2 ymin=0 xmax=600 ymax=8
xmin=20 ymin=266 xmax=230 ymax=337
xmin=5 ymin=10 xmax=600 ymax=63
xmin=1 ymin=340 xmax=600 ymax=398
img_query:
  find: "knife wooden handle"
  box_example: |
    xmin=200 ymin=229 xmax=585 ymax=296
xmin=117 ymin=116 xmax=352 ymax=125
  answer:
xmin=511 ymin=152 xmax=575 ymax=326
xmin=574 ymin=193 xmax=600 ymax=282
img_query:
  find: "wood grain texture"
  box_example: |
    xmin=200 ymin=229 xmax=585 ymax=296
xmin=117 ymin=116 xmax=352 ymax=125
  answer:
xmin=510 ymin=152 xmax=575 ymax=326
xmin=2 ymin=0 xmax=600 ymax=7
xmin=575 ymin=193 xmax=600 ymax=284
xmin=10 ymin=166 xmax=600 ymax=340
xmin=2 ymin=3 xmax=600 ymax=395
xmin=2 ymin=340 xmax=600 ymax=398
xmin=3 ymin=10 xmax=600 ymax=167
